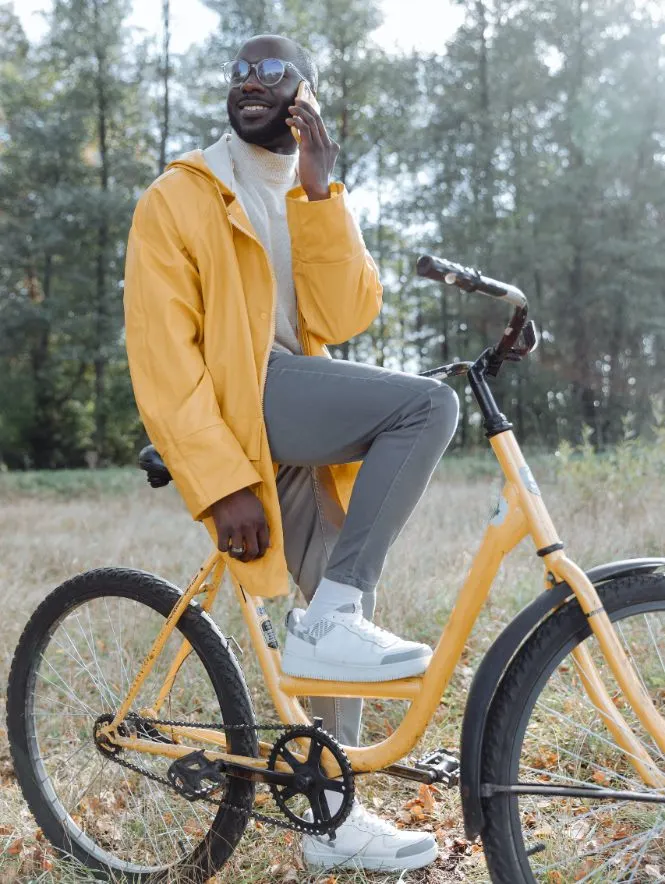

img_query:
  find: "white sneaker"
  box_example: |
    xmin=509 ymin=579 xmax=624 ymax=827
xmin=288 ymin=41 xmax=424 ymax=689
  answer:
xmin=302 ymin=801 xmax=438 ymax=871
xmin=281 ymin=604 xmax=432 ymax=682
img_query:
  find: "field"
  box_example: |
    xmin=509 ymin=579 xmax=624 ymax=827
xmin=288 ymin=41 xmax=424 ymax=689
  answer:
xmin=0 ymin=438 xmax=663 ymax=883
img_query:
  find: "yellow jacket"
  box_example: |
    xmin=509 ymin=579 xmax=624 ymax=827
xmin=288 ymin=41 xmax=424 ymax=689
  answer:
xmin=123 ymin=144 xmax=383 ymax=597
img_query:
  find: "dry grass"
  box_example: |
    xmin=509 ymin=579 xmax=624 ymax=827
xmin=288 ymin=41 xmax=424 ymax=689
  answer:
xmin=0 ymin=446 xmax=662 ymax=883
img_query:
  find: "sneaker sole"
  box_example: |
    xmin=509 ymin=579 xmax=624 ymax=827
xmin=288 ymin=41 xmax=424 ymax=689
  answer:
xmin=280 ymin=653 xmax=431 ymax=682
xmin=303 ymin=840 xmax=439 ymax=871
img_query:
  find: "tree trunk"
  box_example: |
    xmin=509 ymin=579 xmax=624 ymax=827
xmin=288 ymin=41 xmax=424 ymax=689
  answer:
xmin=93 ymin=0 xmax=110 ymax=464
xmin=158 ymin=0 xmax=170 ymax=175
xmin=27 ymin=256 xmax=58 ymax=469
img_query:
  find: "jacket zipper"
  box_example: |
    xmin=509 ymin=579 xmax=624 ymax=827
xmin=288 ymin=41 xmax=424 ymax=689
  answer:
xmin=213 ymin=183 xmax=309 ymax=444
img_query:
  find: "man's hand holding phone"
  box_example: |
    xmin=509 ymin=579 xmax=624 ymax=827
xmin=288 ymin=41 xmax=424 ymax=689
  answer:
xmin=287 ymin=81 xmax=339 ymax=202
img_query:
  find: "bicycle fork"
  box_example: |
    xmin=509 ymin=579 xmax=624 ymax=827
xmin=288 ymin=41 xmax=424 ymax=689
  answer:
xmin=494 ymin=430 xmax=665 ymax=789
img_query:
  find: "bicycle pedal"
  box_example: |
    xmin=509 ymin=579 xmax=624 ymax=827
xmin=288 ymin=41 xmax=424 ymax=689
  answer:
xmin=167 ymin=750 xmax=225 ymax=801
xmin=414 ymin=748 xmax=460 ymax=788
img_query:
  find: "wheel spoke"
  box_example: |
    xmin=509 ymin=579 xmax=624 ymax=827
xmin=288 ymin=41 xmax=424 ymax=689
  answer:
xmin=481 ymin=577 xmax=665 ymax=883
xmin=12 ymin=584 xmax=255 ymax=878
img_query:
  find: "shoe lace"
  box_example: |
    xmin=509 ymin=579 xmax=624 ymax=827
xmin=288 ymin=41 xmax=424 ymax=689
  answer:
xmin=350 ymin=803 xmax=399 ymax=834
xmin=355 ymin=616 xmax=403 ymax=644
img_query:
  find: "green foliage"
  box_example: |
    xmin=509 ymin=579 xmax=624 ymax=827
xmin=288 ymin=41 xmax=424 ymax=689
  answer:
xmin=555 ymin=401 xmax=665 ymax=498
xmin=0 ymin=465 xmax=138 ymax=499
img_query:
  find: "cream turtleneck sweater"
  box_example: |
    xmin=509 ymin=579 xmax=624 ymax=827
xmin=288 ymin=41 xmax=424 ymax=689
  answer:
xmin=215 ymin=131 xmax=303 ymax=356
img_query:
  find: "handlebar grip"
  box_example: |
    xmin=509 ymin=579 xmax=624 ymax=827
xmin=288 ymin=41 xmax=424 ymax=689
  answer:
xmin=416 ymin=255 xmax=527 ymax=309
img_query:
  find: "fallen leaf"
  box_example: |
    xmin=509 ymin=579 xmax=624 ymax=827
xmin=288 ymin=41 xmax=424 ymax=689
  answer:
xmin=532 ymin=750 xmax=558 ymax=770
xmin=592 ymin=769 xmax=608 ymax=785
xmin=418 ymin=783 xmax=436 ymax=813
xmin=6 ymin=838 xmax=23 ymax=856
xmin=611 ymin=825 xmax=631 ymax=840
xmin=450 ymin=837 xmax=471 ymax=855
xmin=568 ymin=820 xmax=590 ymax=841
xmin=573 ymin=859 xmax=597 ymax=880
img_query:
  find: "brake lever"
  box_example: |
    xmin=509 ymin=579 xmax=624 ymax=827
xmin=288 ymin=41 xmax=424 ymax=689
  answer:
xmin=507 ymin=321 xmax=539 ymax=361
xmin=486 ymin=320 xmax=538 ymax=377
xmin=517 ymin=320 xmax=539 ymax=355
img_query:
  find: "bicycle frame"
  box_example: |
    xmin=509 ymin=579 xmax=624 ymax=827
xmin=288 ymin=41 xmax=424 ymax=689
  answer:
xmin=102 ymin=334 xmax=665 ymax=788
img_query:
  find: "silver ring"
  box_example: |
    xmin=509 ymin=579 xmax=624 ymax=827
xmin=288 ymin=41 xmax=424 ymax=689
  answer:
xmin=230 ymin=545 xmax=245 ymax=555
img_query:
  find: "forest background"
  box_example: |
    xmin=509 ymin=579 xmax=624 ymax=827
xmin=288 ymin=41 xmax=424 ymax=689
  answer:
xmin=1 ymin=0 xmax=665 ymax=472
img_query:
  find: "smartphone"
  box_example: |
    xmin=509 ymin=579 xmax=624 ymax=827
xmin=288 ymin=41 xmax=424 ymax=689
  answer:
xmin=291 ymin=80 xmax=321 ymax=144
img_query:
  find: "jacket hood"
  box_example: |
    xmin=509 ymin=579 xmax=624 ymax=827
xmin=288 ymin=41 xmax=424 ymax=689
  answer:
xmin=166 ymin=144 xmax=235 ymax=201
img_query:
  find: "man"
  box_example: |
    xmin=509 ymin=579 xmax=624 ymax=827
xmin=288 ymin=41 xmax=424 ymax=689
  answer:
xmin=124 ymin=33 xmax=458 ymax=873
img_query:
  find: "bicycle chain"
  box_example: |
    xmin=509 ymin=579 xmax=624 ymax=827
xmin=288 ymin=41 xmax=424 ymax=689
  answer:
xmin=102 ymin=716 xmax=339 ymax=835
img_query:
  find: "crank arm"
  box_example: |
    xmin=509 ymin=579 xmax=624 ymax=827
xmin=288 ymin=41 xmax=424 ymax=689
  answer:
xmin=482 ymin=782 xmax=665 ymax=805
xmin=218 ymin=758 xmax=295 ymax=787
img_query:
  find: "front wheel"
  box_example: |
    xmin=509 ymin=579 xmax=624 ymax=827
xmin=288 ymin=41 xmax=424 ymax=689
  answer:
xmin=480 ymin=573 xmax=665 ymax=883
xmin=7 ymin=567 xmax=258 ymax=883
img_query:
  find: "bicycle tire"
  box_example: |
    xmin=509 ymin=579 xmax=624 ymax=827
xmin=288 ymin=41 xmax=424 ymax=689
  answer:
xmin=480 ymin=572 xmax=665 ymax=883
xmin=7 ymin=567 xmax=258 ymax=883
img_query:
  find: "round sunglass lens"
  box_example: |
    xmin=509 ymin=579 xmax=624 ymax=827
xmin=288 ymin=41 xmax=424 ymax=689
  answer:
xmin=227 ymin=59 xmax=249 ymax=84
xmin=257 ymin=58 xmax=286 ymax=86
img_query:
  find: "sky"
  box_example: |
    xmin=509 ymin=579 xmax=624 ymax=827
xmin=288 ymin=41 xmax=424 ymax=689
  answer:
xmin=14 ymin=0 xmax=464 ymax=56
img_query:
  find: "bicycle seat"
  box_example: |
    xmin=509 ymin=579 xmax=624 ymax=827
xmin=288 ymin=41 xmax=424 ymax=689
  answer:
xmin=138 ymin=444 xmax=173 ymax=488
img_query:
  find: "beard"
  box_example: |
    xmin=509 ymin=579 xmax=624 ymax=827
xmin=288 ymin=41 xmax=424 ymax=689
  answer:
xmin=227 ymin=92 xmax=294 ymax=146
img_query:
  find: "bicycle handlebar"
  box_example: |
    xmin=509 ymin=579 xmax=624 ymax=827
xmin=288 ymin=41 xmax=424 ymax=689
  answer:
xmin=416 ymin=254 xmax=537 ymax=375
xmin=416 ymin=255 xmax=527 ymax=309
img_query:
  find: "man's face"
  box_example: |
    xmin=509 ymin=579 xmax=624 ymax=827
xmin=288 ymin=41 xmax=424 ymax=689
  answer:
xmin=227 ymin=37 xmax=303 ymax=152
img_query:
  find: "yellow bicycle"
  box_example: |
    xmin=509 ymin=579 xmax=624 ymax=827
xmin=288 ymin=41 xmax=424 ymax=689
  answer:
xmin=7 ymin=256 xmax=665 ymax=882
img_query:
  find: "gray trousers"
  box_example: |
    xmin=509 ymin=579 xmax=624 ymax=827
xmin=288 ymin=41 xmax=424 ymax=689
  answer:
xmin=263 ymin=350 xmax=459 ymax=745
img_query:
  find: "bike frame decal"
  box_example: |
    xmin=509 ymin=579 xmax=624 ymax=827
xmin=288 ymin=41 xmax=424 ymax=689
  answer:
xmin=518 ymin=464 xmax=541 ymax=496
xmin=489 ymin=493 xmax=509 ymax=525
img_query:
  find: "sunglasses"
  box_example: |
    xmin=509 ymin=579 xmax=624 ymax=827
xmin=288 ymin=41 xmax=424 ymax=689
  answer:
xmin=223 ymin=57 xmax=310 ymax=89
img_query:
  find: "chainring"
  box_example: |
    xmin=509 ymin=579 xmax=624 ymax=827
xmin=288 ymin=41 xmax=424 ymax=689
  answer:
xmin=267 ymin=724 xmax=355 ymax=834
xmin=93 ymin=714 xmax=353 ymax=836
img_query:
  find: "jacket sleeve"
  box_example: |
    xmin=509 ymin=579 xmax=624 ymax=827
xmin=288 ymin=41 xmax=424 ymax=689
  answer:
xmin=123 ymin=185 xmax=262 ymax=523
xmin=286 ymin=183 xmax=383 ymax=345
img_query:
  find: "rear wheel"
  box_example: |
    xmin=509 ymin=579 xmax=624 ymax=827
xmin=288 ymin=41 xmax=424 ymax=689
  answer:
xmin=7 ymin=567 xmax=258 ymax=883
xmin=481 ymin=573 xmax=665 ymax=883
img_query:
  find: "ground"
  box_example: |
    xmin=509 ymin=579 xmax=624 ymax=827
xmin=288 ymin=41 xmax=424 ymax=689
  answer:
xmin=0 ymin=441 xmax=662 ymax=883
